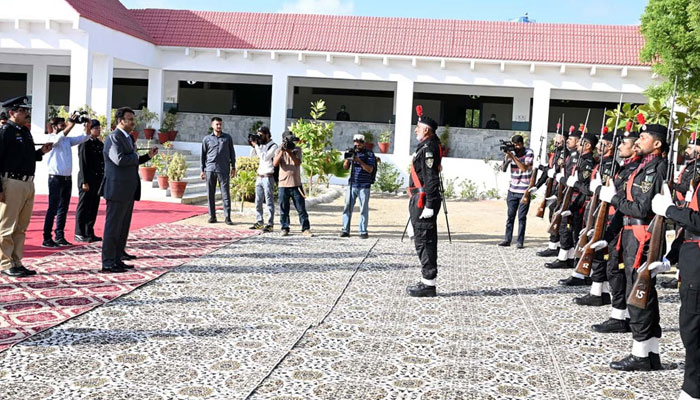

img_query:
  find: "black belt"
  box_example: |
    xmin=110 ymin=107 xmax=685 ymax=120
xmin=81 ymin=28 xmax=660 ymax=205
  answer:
xmin=49 ymin=174 xmax=71 ymax=180
xmin=623 ymin=216 xmax=652 ymax=226
xmin=685 ymin=232 xmax=700 ymax=241
xmin=1 ymin=172 xmax=34 ymax=182
xmin=408 ymin=188 xmax=424 ymax=196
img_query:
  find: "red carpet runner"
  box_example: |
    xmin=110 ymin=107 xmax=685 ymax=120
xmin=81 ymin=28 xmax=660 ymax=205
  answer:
xmin=0 ymin=223 xmax=259 ymax=352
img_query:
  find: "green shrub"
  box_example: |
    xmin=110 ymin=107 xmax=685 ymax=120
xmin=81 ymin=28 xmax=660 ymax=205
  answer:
xmin=443 ymin=178 xmax=456 ymax=198
xmin=379 ymin=129 xmax=392 ymax=143
xmin=229 ymin=156 xmax=259 ymax=209
xmin=481 ymin=188 xmax=501 ymax=200
xmin=289 ymin=100 xmax=337 ymax=194
xmin=151 ymin=141 xmax=173 ymax=175
xmin=373 ymin=160 xmax=404 ymax=193
xmin=458 ymin=179 xmax=479 ymax=200
xmin=167 ymin=152 xmax=187 ymax=181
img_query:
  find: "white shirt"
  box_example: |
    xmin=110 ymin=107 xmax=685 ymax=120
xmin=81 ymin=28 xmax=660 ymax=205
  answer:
xmin=251 ymin=141 xmax=279 ymax=175
xmin=45 ymin=130 xmax=90 ymax=176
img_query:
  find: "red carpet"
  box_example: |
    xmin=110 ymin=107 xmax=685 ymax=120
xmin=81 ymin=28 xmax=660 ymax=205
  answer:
xmin=0 ymin=223 xmax=259 ymax=352
xmin=24 ymin=195 xmax=207 ymax=261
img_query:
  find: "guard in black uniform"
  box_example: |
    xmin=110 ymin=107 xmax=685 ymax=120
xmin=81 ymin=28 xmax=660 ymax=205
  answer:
xmin=406 ymin=111 xmax=442 ymax=298
xmin=0 ymin=96 xmax=53 ymax=277
xmin=535 ymin=128 xmax=568 ymax=257
xmin=75 ymin=119 xmax=105 ymax=243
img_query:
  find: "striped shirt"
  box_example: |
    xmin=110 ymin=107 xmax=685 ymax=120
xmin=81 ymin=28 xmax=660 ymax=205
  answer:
xmin=508 ymin=148 xmax=534 ymax=194
xmin=349 ymin=150 xmax=376 ymax=189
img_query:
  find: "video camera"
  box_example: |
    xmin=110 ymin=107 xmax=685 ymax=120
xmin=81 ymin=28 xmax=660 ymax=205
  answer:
xmin=282 ymin=132 xmax=300 ymax=150
xmin=344 ymin=148 xmax=357 ymax=160
xmin=499 ymin=139 xmax=515 ymax=153
xmin=69 ymin=110 xmax=90 ymax=124
xmin=247 ymin=132 xmax=262 ymax=146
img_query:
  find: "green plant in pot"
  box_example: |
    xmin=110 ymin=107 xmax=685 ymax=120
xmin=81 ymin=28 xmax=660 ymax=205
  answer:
xmin=138 ymin=139 xmax=157 ymax=182
xmin=377 ymin=129 xmax=392 ymax=154
xmin=161 ymin=111 xmax=178 ymax=142
xmin=361 ymin=130 xmax=374 ymax=151
xmin=151 ymin=141 xmax=173 ymax=189
xmin=439 ymin=125 xmax=450 ymax=157
xmin=138 ymin=107 xmax=158 ymax=140
xmin=167 ymin=152 xmax=188 ymax=198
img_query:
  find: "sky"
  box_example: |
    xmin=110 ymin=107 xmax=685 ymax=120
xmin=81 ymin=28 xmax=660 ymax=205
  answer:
xmin=120 ymin=0 xmax=649 ymax=25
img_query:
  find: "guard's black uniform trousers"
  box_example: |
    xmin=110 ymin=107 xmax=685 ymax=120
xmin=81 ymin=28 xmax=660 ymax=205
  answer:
xmin=535 ymin=146 xmax=567 ymax=243
xmin=408 ymin=135 xmax=442 ymax=281
xmin=585 ymin=156 xmax=615 ymax=284
xmin=558 ymin=151 xmax=594 ymax=251
xmin=75 ymin=136 xmax=104 ymax=239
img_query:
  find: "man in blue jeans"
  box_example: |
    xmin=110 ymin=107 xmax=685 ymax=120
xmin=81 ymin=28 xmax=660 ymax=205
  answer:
xmin=341 ymin=134 xmax=376 ymax=238
xmin=273 ymin=133 xmax=313 ymax=237
xmin=499 ymin=135 xmax=533 ymax=249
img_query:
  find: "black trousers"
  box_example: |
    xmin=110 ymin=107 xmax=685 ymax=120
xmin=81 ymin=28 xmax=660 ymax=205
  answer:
xmin=409 ymin=195 xmax=441 ymax=281
xmin=679 ymin=241 xmax=700 ymax=398
xmin=75 ymin=185 xmax=100 ymax=237
xmin=101 ymin=199 xmax=134 ymax=268
xmin=621 ymin=228 xmax=661 ymax=342
xmin=590 ymin=215 xmax=616 ymax=284
xmin=548 ymin=200 xmax=560 ymax=244
xmin=504 ymin=191 xmax=529 ymax=245
xmin=559 ymin=204 xmax=583 ymax=251
xmin=605 ymin=236 xmax=626 ymax=311
xmin=43 ymin=175 xmax=72 ymax=241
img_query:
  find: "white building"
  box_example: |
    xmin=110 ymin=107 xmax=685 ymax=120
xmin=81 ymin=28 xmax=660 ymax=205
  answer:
xmin=1 ymin=0 xmax=655 ymax=195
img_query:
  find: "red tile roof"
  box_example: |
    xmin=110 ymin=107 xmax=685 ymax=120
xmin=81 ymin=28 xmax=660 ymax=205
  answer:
xmin=64 ymin=0 xmax=153 ymax=43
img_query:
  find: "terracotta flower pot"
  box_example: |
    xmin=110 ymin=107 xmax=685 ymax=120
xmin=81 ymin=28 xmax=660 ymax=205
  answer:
xmin=441 ymin=147 xmax=450 ymax=157
xmin=130 ymin=131 xmax=139 ymax=142
xmin=139 ymin=166 xmax=156 ymax=181
xmin=143 ymin=128 xmax=156 ymax=140
xmin=364 ymin=142 xmax=374 ymax=151
xmin=157 ymin=175 xmax=169 ymax=189
xmin=169 ymin=180 xmax=187 ymax=198
xmin=168 ymin=130 xmax=178 ymax=141
xmin=377 ymin=142 xmax=390 ymax=153
xmin=157 ymin=132 xmax=169 ymax=144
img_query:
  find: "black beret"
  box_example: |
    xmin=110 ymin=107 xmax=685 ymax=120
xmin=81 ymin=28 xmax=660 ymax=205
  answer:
xmin=569 ymin=128 xmax=582 ymax=139
xmin=602 ymin=129 xmax=614 ymax=142
xmin=582 ymin=133 xmax=598 ymax=148
xmin=90 ymin=119 xmax=101 ymax=129
xmin=418 ymin=115 xmax=438 ymax=132
xmin=2 ymin=95 xmax=31 ymax=110
xmin=641 ymin=123 xmax=668 ymax=144
xmin=622 ymin=130 xmax=640 ymax=140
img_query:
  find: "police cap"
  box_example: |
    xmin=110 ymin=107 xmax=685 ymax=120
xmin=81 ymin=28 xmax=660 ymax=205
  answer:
xmin=622 ymin=130 xmax=640 ymax=140
xmin=641 ymin=123 xmax=668 ymax=144
xmin=418 ymin=115 xmax=438 ymax=132
xmin=582 ymin=132 xmax=598 ymax=148
xmin=2 ymin=95 xmax=31 ymax=111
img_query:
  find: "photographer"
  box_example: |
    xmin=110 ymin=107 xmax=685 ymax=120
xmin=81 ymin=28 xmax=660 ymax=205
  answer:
xmin=42 ymin=112 xmax=91 ymax=248
xmin=499 ymin=135 xmax=533 ymax=249
xmin=74 ymin=119 xmax=104 ymax=243
xmin=249 ymin=126 xmax=278 ymax=232
xmin=340 ymin=134 xmax=376 ymax=238
xmin=273 ymin=131 xmax=313 ymax=237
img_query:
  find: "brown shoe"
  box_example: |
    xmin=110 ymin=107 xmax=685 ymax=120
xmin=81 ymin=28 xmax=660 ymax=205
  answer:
xmin=302 ymin=229 xmax=314 ymax=237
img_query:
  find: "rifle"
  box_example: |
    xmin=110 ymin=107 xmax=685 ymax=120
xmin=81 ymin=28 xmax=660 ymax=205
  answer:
xmin=548 ymin=110 xmax=591 ymax=235
xmin=628 ymin=76 xmax=678 ymax=309
xmin=439 ymin=173 xmax=452 ymax=243
xmin=575 ymin=99 xmax=625 ymax=274
xmin=521 ymin=129 xmax=547 ymax=206
xmin=536 ymin=115 xmax=564 ymax=218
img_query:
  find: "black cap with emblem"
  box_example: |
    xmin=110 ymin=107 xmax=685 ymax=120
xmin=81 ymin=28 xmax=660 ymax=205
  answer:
xmin=641 ymin=123 xmax=668 ymax=145
xmin=415 ymin=105 xmax=438 ymax=132
xmin=1 ymin=95 xmax=32 ymax=111
xmin=582 ymin=132 xmax=598 ymax=148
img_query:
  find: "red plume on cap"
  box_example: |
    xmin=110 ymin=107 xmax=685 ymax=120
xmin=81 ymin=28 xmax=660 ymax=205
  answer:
xmin=602 ymin=126 xmax=609 ymax=134
xmin=556 ymin=122 xmax=561 ymax=130
xmin=636 ymin=113 xmax=646 ymax=127
xmin=579 ymin=123 xmax=585 ymax=132
xmin=692 ymin=132 xmax=697 ymax=142
xmin=569 ymin=125 xmax=575 ymax=133
xmin=625 ymin=120 xmax=633 ymax=133
xmin=416 ymin=105 xmax=423 ymax=118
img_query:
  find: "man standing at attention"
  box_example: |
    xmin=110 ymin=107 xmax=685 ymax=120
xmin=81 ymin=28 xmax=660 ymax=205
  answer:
xmin=200 ymin=117 xmax=236 ymax=225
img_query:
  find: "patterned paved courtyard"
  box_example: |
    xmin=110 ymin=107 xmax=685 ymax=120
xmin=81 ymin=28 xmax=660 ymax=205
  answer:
xmin=0 ymin=226 xmax=686 ymax=399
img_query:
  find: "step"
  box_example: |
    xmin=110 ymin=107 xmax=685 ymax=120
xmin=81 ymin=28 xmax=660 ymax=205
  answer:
xmin=181 ymin=192 xmax=221 ymax=205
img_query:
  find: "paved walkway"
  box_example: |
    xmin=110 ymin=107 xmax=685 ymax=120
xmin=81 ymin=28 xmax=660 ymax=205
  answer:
xmin=0 ymin=225 xmax=684 ymax=399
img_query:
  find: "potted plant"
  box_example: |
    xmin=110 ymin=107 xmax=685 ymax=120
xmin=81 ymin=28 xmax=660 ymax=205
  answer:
xmin=362 ymin=130 xmax=374 ymax=151
xmin=439 ymin=125 xmax=450 ymax=157
xmin=138 ymin=140 xmax=157 ymax=181
xmin=162 ymin=111 xmax=178 ymax=142
xmin=129 ymin=130 xmax=139 ymax=143
xmin=377 ymin=129 xmax=391 ymax=154
xmin=152 ymin=141 xmax=173 ymax=189
xmin=168 ymin=152 xmax=188 ymax=198
xmin=138 ymin=106 xmax=158 ymax=140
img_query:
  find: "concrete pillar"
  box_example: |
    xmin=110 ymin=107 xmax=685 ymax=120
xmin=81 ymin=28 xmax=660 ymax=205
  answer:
xmin=530 ymin=83 xmax=551 ymax=160
xmin=147 ymin=68 xmax=165 ymax=129
xmin=69 ymin=46 xmax=93 ymax=112
xmin=29 ymin=62 xmax=48 ymax=136
xmin=270 ymin=73 xmax=289 ymax=143
xmin=394 ymin=79 xmax=414 ymax=156
xmin=90 ymin=54 xmax=113 ymax=127
xmin=512 ymin=93 xmax=531 ymax=131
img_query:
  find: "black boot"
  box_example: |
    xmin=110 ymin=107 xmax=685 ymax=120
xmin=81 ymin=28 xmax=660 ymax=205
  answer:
xmin=558 ymin=276 xmax=592 ymax=286
xmin=574 ymin=293 xmax=611 ymax=306
xmin=591 ymin=318 xmax=631 ymax=333
xmin=406 ymin=282 xmax=436 ymax=297
xmin=660 ymin=278 xmax=679 ymax=289
xmin=610 ymin=354 xmax=651 ymax=371
xmin=537 ymin=248 xmax=559 ymax=257
xmin=545 ymin=259 xmax=573 ymax=269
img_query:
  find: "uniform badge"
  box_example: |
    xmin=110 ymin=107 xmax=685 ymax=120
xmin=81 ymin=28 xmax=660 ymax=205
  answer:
xmin=425 ymin=151 xmax=434 ymax=168
xmin=640 ymin=180 xmax=653 ymax=193
xmin=583 ymin=170 xmax=591 ymax=179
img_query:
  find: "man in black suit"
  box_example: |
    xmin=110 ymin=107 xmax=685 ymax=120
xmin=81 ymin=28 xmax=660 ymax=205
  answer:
xmin=100 ymin=107 xmax=157 ymax=273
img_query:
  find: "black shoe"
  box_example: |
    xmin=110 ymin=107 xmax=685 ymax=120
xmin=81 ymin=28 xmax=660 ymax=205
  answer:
xmin=117 ymin=261 xmax=134 ymax=270
xmin=649 ymin=352 xmax=663 ymax=370
xmin=360 ymin=233 xmax=369 ymax=239
xmin=558 ymin=276 xmax=592 ymax=286
xmin=89 ymin=236 xmax=102 ymax=242
xmin=660 ymin=278 xmax=679 ymax=289
xmin=516 ymin=243 xmax=524 ymax=249
xmin=1 ymin=266 xmax=37 ymax=277
xmin=591 ymin=318 xmax=631 ymax=333
xmin=74 ymin=235 xmax=90 ymax=243
xmin=121 ymin=252 xmax=137 ymax=261
xmin=100 ymin=265 xmax=126 ymax=273
xmin=545 ymin=259 xmax=573 ymax=269
xmin=250 ymin=222 xmax=264 ymax=230
xmin=574 ymin=293 xmax=611 ymax=306
xmin=340 ymin=231 xmax=350 ymax=237
xmin=537 ymin=248 xmax=559 ymax=257
xmin=610 ymin=354 xmax=652 ymax=371
xmin=263 ymin=225 xmax=273 ymax=233
xmin=55 ymin=238 xmax=73 ymax=247
xmin=498 ymin=241 xmax=510 ymax=247
xmin=41 ymin=239 xmax=59 ymax=248
xmin=406 ymin=282 xmax=436 ymax=297
xmin=208 ymin=218 xmax=217 ymax=224
xmin=225 ymin=219 xmax=234 ymax=226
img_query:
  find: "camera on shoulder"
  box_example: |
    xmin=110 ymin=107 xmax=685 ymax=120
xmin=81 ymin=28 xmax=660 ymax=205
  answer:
xmin=70 ymin=110 xmax=90 ymax=124
xmin=499 ymin=139 xmax=515 ymax=153
xmin=282 ymin=131 xmax=300 ymax=150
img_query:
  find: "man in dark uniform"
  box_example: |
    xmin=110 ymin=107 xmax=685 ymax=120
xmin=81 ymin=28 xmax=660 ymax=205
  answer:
xmin=651 ymin=170 xmax=700 ymax=399
xmin=406 ymin=111 xmax=442 ymax=298
xmin=535 ymin=127 xmax=568 ymax=257
xmin=597 ymin=123 xmax=668 ymax=371
xmin=0 ymin=112 xmax=8 ymax=125
xmin=0 ymin=96 xmax=53 ymax=277
xmin=75 ymin=119 xmax=105 ymax=243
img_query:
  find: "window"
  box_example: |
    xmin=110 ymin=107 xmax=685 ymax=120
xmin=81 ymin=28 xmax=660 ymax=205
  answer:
xmin=465 ymin=109 xmax=480 ymax=128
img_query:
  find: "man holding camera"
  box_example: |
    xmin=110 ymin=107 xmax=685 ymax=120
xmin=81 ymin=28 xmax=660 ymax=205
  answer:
xmin=249 ymin=126 xmax=278 ymax=232
xmin=0 ymin=96 xmax=53 ymax=277
xmin=75 ymin=119 xmax=105 ymax=243
xmin=274 ymin=132 xmax=312 ymax=237
xmin=200 ymin=117 xmax=236 ymax=225
xmin=341 ymin=134 xmax=376 ymax=238
xmin=42 ymin=113 xmax=91 ymax=248
xmin=499 ymin=135 xmax=534 ymax=249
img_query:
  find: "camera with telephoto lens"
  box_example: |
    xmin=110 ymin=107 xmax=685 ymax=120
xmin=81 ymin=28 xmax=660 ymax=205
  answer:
xmin=282 ymin=132 xmax=300 ymax=150
xmin=69 ymin=110 xmax=90 ymax=124
xmin=247 ymin=133 xmax=261 ymax=145
xmin=499 ymin=139 xmax=515 ymax=153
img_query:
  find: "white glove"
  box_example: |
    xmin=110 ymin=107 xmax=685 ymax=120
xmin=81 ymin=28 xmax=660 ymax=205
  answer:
xmin=599 ymin=185 xmax=617 ymax=203
xmin=579 ymin=228 xmax=587 ymax=236
xmin=561 ymin=210 xmax=572 ymax=217
xmin=555 ymin=172 xmax=564 ymax=183
xmin=686 ymin=188 xmax=694 ymax=202
xmin=546 ymin=195 xmax=557 ymax=206
xmin=651 ymin=183 xmax=673 ymax=217
xmin=527 ymin=186 xmax=537 ymax=193
xmin=547 ymin=168 xmax=555 ymax=178
xmin=589 ymin=178 xmax=602 ymax=193
xmin=590 ymin=240 xmax=608 ymax=251
xmin=648 ymin=257 xmax=671 ymax=278
xmin=587 ymin=229 xmax=594 ymax=238
xmin=420 ymin=208 xmax=434 ymax=219
xmin=566 ymin=175 xmax=578 ymax=188
xmin=406 ymin=220 xmax=415 ymax=238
